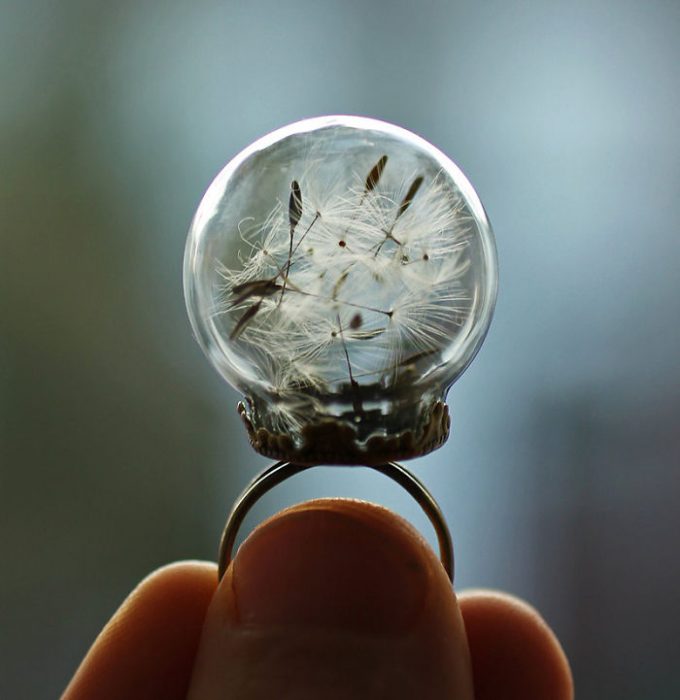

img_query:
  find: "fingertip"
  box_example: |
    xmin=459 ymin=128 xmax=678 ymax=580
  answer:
xmin=231 ymin=498 xmax=442 ymax=634
xmin=64 ymin=561 xmax=217 ymax=700
xmin=189 ymin=499 xmax=474 ymax=699
xmin=459 ymin=590 xmax=573 ymax=700
xmin=129 ymin=560 xmax=217 ymax=610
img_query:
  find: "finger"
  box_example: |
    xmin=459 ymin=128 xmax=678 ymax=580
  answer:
xmin=63 ymin=561 xmax=217 ymax=700
xmin=459 ymin=590 xmax=574 ymax=700
xmin=187 ymin=498 xmax=474 ymax=699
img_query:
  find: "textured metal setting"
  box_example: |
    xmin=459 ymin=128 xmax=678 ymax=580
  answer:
xmin=237 ymin=400 xmax=451 ymax=466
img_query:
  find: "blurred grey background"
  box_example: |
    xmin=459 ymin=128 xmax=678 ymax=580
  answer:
xmin=1 ymin=0 xmax=678 ymax=697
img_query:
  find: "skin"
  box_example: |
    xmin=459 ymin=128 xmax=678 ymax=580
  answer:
xmin=63 ymin=499 xmax=573 ymax=699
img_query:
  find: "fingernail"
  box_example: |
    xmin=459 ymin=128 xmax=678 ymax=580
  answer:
xmin=231 ymin=500 xmax=434 ymax=635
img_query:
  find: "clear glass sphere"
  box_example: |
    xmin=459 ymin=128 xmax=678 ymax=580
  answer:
xmin=184 ymin=116 xmax=497 ymax=464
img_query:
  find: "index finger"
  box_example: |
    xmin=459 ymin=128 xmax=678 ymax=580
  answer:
xmin=63 ymin=561 xmax=216 ymax=700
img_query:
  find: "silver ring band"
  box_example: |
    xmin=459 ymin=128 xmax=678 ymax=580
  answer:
xmin=217 ymin=461 xmax=453 ymax=582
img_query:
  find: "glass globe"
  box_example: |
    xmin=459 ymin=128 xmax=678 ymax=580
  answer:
xmin=184 ymin=116 xmax=497 ymax=465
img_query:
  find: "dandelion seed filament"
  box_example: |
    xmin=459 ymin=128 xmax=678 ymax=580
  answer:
xmin=280 ymin=180 xmax=303 ymax=302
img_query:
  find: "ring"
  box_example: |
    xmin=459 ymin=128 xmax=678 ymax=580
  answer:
xmin=217 ymin=461 xmax=454 ymax=582
xmin=185 ymin=118 xmax=497 ymax=592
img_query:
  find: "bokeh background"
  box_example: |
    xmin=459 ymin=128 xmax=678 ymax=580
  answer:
xmin=1 ymin=1 xmax=678 ymax=697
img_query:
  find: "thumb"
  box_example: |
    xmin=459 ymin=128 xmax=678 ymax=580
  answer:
xmin=187 ymin=498 xmax=473 ymax=699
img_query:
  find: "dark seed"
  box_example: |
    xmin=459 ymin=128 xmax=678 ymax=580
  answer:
xmin=230 ymin=300 xmax=262 ymax=340
xmin=289 ymin=180 xmax=302 ymax=232
xmin=231 ymin=278 xmax=281 ymax=305
xmin=396 ymin=176 xmax=424 ymax=220
xmin=364 ymin=155 xmax=388 ymax=193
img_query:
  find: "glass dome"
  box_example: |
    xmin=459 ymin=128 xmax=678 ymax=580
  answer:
xmin=184 ymin=116 xmax=497 ymax=464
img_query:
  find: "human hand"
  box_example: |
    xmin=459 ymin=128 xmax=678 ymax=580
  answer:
xmin=63 ymin=499 xmax=573 ymax=699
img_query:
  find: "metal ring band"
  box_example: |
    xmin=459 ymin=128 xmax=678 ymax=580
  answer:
xmin=217 ymin=461 xmax=453 ymax=582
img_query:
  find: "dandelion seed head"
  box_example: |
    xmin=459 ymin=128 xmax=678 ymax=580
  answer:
xmin=185 ymin=116 xmax=497 ymax=457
